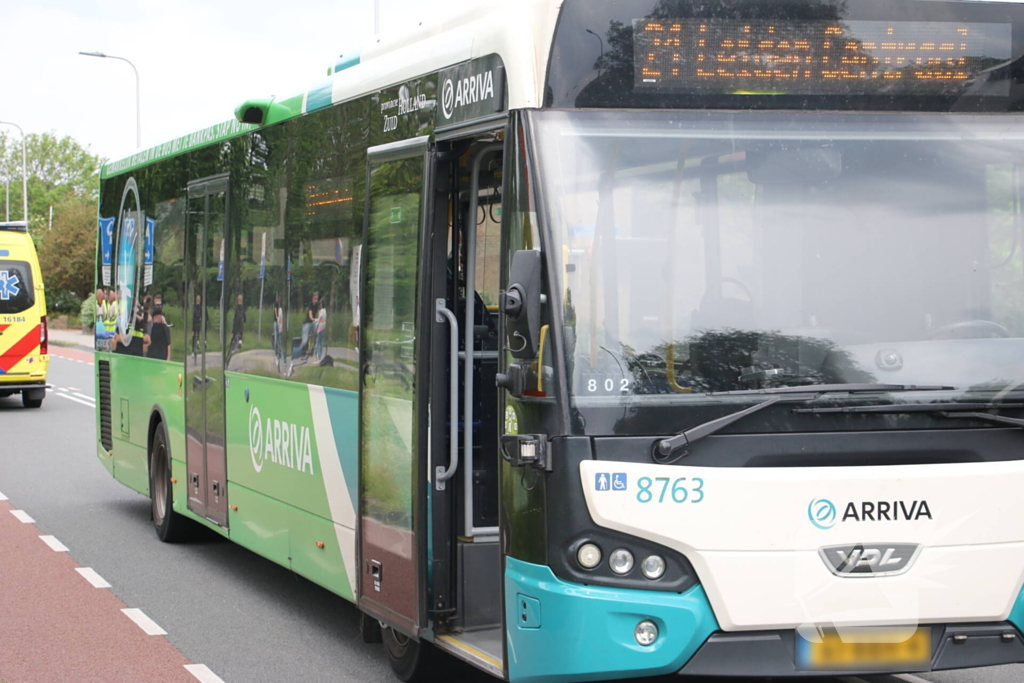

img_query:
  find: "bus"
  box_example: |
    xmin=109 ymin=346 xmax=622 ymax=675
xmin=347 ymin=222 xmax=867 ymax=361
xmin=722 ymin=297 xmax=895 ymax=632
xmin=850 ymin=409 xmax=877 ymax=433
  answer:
xmin=94 ymin=0 xmax=1024 ymax=680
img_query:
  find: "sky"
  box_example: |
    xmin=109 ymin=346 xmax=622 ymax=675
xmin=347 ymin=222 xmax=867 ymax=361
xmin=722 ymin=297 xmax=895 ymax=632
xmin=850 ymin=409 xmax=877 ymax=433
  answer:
xmin=2 ymin=0 xmax=469 ymax=165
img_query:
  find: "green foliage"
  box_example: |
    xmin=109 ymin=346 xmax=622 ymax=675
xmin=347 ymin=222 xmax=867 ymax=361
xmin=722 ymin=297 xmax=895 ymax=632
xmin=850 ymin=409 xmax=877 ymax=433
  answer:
xmin=34 ymin=194 xmax=98 ymax=297
xmin=0 ymin=131 xmax=102 ymax=299
xmin=80 ymin=293 xmax=97 ymax=328
xmin=0 ymin=131 xmax=104 ymax=224
xmin=47 ymin=288 xmax=82 ymax=315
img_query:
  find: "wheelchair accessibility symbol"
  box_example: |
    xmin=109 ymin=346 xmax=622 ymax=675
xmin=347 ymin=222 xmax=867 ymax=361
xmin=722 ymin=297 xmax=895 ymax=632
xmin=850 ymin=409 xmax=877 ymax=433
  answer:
xmin=595 ymin=473 xmax=628 ymax=492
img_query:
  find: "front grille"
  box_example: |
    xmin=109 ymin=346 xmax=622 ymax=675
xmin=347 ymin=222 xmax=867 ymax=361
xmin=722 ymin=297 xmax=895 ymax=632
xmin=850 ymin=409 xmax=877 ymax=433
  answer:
xmin=98 ymin=360 xmax=113 ymax=451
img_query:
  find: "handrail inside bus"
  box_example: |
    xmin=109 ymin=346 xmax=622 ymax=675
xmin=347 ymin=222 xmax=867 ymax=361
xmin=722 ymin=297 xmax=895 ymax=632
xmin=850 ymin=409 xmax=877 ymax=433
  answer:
xmin=435 ymin=298 xmax=460 ymax=489
xmin=465 ymin=142 xmax=504 ymax=539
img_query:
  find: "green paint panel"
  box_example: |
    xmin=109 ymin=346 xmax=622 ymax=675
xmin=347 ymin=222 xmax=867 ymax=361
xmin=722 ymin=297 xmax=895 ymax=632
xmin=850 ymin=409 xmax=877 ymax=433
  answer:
xmin=95 ymin=442 xmax=114 ymax=476
xmin=112 ymin=438 xmax=148 ymax=495
xmin=225 ymin=372 xmax=331 ymax=520
xmin=289 ymin=506 xmax=354 ymax=601
xmin=102 ymin=119 xmax=257 ymax=179
xmin=171 ymin=458 xmax=190 ymax=516
xmin=227 ymin=483 xmax=291 ymax=568
xmin=265 ymin=95 xmax=305 ymax=125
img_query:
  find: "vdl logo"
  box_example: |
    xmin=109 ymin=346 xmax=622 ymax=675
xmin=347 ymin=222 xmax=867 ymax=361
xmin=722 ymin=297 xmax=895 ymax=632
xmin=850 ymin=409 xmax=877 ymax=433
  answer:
xmin=808 ymin=498 xmax=838 ymax=529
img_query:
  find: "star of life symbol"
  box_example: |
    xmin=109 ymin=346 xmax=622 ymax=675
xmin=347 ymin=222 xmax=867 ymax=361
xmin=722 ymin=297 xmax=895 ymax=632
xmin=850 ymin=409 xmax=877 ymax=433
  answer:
xmin=0 ymin=270 xmax=21 ymax=300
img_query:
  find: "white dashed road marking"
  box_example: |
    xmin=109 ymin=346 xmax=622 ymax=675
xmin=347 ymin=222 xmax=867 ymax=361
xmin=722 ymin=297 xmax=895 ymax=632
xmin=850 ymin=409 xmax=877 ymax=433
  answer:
xmin=51 ymin=355 xmax=94 ymax=367
xmin=39 ymin=535 xmax=69 ymax=552
xmin=75 ymin=567 xmax=112 ymax=588
xmin=54 ymin=391 xmax=96 ymax=408
xmin=121 ymin=608 xmax=168 ymax=636
xmin=0 ymin=490 xmax=7 ymax=500
xmin=10 ymin=509 xmax=34 ymax=523
xmin=185 ymin=664 xmax=227 ymax=683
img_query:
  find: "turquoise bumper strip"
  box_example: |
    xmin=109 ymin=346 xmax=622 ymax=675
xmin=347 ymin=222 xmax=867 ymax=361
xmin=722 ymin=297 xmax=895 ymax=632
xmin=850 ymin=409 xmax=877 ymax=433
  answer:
xmin=1010 ymin=583 xmax=1024 ymax=635
xmin=505 ymin=557 xmax=719 ymax=683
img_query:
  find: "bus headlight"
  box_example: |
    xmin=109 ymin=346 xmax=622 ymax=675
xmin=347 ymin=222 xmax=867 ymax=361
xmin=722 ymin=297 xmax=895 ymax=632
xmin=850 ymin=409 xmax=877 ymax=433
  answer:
xmin=635 ymin=620 xmax=659 ymax=646
xmin=641 ymin=554 xmax=666 ymax=580
xmin=577 ymin=543 xmax=602 ymax=569
xmin=609 ymin=548 xmax=634 ymax=574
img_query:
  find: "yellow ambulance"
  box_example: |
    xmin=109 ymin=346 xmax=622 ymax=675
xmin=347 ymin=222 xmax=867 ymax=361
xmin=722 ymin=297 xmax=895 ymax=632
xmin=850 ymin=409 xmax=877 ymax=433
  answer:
xmin=0 ymin=221 xmax=48 ymax=408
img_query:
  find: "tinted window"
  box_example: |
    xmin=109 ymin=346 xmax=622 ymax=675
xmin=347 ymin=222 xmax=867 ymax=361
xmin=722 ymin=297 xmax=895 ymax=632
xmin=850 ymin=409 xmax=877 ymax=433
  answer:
xmin=0 ymin=260 xmax=35 ymax=314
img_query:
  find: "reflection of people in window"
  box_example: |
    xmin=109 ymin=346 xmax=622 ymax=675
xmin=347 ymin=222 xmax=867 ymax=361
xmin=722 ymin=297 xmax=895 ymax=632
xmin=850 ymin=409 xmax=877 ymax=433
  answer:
xmin=315 ymin=298 xmax=327 ymax=360
xmin=192 ymin=294 xmax=203 ymax=356
xmin=273 ymin=294 xmax=284 ymax=366
xmin=231 ymin=294 xmax=246 ymax=350
xmin=146 ymin=304 xmax=172 ymax=361
xmin=294 ymin=291 xmax=319 ymax=359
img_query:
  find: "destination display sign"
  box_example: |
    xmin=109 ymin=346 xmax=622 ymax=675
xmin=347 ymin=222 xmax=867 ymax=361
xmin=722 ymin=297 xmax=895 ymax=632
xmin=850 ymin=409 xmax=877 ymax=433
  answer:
xmin=634 ymin=19 xmax=1012 ymax=96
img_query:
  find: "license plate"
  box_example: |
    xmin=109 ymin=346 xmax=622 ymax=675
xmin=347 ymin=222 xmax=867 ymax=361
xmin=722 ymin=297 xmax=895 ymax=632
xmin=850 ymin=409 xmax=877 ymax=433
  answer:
xmin=796 ymin=626 xmax=931 ymax=671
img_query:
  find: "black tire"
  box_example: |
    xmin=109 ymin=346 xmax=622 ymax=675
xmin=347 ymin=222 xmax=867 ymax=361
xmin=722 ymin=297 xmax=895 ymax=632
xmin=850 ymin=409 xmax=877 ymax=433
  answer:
xmin=22 ymin=389 xmax=44 ymax=408
xmin=382 ymin=627 xmax=442 ymax=682
xmin=150 ymin=423 xmax=194 ymax=543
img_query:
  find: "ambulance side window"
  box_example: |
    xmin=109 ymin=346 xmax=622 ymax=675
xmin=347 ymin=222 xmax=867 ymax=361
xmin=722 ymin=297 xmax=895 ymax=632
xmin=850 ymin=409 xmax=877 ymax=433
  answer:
xmin=0 ymin=260 xmax=35 ymax=315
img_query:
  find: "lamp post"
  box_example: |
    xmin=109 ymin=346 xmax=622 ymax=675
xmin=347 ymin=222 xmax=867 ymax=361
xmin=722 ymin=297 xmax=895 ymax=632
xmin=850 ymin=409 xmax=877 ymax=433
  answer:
xmin=79 ymin=51 xmax=142 ymax=149
xmin=0 ymin=120 xmax=29 ymax=226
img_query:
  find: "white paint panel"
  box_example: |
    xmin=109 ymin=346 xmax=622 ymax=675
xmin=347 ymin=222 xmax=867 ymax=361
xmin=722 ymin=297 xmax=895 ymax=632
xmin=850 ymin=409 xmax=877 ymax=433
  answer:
xmin=581 ymin=460 xmax=1024 ymax=551
xmin=326 ymin=0 xmax=560 ymax=111
xmin=695 ymin=543 xmax=1024 ymax=630
xmin=308 ymin=385 xmax=358 ymax=599
xmin=580 ymin=459 xmax=1024 ymax=630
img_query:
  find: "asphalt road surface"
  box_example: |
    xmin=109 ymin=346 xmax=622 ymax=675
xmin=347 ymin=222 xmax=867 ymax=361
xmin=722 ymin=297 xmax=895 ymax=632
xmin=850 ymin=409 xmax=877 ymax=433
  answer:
xmin=0 ymin=346 xmax=1021 ymax=683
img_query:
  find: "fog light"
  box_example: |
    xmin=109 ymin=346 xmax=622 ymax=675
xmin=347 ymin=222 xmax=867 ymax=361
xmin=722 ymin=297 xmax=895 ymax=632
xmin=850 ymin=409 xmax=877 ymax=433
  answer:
xmin=577 ymin=543 xmax=602 ymax=569
xmin=609 ymin=549 xmax=634 ymax=575
xmin=635 ymin=619 xmax=659 ymax=646
xmin=641 ymin=555 xmax=666 ymax=580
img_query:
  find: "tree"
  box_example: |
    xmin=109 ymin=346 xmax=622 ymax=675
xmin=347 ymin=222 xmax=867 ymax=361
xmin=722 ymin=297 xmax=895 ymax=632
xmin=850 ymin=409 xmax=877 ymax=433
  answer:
xmin=0 ymin=132 xmax=105 ymax=300
xmin=0 ymin=131 xmax=103 ymax=225
xmin=34 ymin=194 xmax=98 ymax=298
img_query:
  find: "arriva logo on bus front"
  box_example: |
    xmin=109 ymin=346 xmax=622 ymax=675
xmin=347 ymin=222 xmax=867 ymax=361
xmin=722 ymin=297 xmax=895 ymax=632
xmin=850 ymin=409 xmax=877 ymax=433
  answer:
xmin=808 ymin=497 xmax=933 ymax=530
xmin=249 ymin=404 xmax=315 ymax=476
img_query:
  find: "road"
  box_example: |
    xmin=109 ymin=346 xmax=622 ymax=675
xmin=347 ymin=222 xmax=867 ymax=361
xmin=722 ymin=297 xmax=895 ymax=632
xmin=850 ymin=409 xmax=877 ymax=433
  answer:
xmin=0 ymin=346 xmax=1021 ymax=683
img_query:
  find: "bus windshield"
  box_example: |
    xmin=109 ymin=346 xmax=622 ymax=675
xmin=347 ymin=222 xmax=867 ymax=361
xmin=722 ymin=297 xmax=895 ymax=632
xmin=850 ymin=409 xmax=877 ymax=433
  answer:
xmin=533 ymin=110 xmax=1024 ymax=414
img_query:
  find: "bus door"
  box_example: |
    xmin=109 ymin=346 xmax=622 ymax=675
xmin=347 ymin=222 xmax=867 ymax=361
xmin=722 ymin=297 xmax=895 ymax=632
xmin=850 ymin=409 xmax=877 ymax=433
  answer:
xmin=359 ymin=137 xmax=432 ymax=635
xmin=184 ymin=174 xmax=230 ymax=527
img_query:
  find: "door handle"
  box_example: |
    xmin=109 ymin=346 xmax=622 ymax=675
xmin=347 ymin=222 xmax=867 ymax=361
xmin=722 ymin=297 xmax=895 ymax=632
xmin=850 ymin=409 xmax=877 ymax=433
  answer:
xmin=434 ymin=298 xmax=459 ymax=491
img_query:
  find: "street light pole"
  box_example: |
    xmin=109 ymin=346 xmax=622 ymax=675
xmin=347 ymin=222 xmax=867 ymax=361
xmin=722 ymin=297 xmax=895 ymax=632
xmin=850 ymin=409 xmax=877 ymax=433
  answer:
xmin=0 ymin=120 xmax=29 ymax=227
xmin=79 ymin=51 xmax=141 ymax=149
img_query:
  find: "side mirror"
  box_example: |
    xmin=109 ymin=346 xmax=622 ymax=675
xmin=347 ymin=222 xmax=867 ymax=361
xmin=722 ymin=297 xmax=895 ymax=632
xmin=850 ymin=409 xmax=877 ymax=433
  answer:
xmin=502 ymin=250 xmax=542 ymax=359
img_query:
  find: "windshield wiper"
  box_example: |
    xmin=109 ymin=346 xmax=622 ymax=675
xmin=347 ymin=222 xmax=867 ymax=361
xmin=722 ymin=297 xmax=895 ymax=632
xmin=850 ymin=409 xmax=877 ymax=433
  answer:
xmin=653 ymin=384 xmax=959 ymax=462
xmin=794 ymin=402 xmax=1024 ymax=428
xmin=712 ymin=383 xmax=956 ymax=396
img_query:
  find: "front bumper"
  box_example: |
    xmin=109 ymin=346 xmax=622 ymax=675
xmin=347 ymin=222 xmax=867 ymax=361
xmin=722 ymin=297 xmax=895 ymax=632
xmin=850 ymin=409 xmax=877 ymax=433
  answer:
xmin=680 ymin=622 xmax=1024 ymax=677
xmin=505 ymin=557 xmax=718 ymax=683
xmin=0 ymin=381 xmax=46 ymax=392
xmin=505 ymin=559 xmax=1024 ymax=681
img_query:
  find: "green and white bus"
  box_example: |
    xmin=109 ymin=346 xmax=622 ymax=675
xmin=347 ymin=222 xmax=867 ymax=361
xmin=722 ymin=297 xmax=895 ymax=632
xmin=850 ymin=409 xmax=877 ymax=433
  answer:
xmin=96 ymin=0 xmax=1024 ymax=680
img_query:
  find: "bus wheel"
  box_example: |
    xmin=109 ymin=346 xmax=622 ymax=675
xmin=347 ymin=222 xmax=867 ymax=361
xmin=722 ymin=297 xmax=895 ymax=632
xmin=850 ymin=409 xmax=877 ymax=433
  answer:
xmin=150 ymin=423 xmax=193 ymax=543
xmin=22 ymin=388 xmax=44 ymax=408
xmin=382 ymin=626 xmax=437 ymax=682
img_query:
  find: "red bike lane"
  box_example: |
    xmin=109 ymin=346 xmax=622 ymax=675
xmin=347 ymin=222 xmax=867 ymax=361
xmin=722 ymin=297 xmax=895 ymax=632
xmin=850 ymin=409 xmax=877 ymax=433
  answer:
xmin=0 ymin=497 xmax=208 ymax=683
